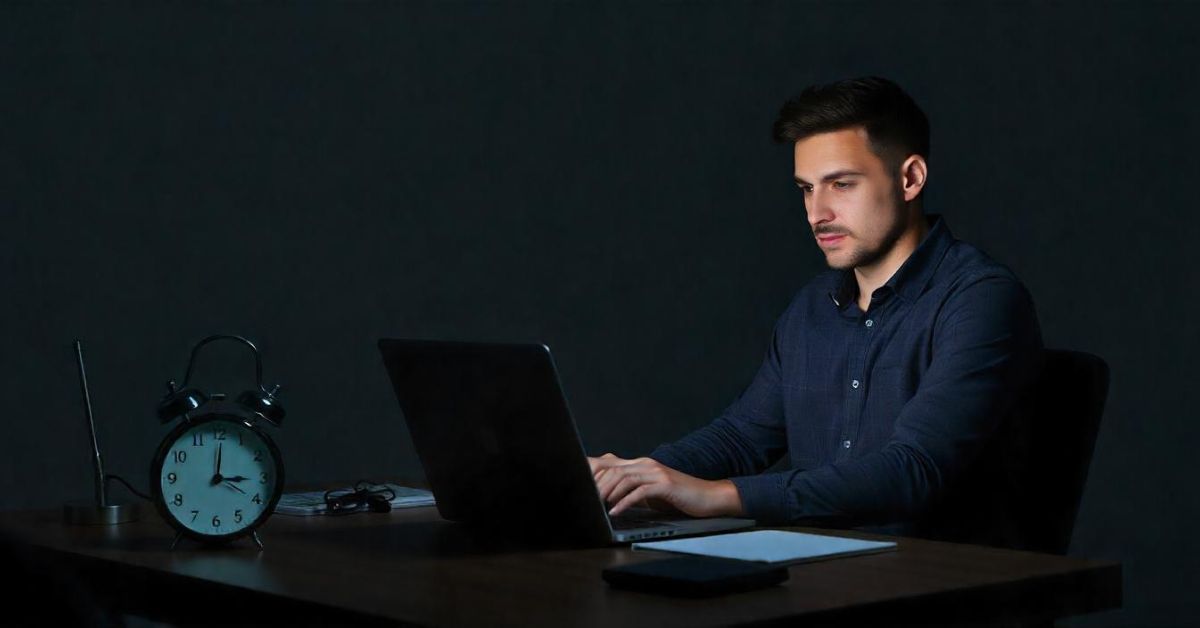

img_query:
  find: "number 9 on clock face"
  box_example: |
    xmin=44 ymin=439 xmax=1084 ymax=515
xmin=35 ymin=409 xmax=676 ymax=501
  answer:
xmin=150 ymin=414 xmax=285 ymax=543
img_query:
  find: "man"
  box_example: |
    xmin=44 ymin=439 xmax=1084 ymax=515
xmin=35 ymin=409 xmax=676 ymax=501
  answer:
xmin=589 ymin=76 xmax=1044 ymax=540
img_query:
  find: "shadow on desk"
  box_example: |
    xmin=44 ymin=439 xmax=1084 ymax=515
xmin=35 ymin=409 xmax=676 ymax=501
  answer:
xmin=0 ymin=528 xmax=124 ymax=628
xmin=274 ymin=514 xmax=604 ymax=558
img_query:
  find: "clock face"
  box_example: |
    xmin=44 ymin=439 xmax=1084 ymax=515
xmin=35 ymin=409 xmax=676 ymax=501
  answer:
xmin=153 ymin=415 xmax=284 ymax=541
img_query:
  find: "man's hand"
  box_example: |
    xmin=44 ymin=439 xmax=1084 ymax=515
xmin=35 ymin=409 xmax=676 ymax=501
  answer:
xmin=586 ymin=453 xmax=744 ymax=518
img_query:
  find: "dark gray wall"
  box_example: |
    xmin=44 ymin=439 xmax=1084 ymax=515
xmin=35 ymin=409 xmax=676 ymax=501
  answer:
xmin=2 ymin=2 xmax=1196 ymax=626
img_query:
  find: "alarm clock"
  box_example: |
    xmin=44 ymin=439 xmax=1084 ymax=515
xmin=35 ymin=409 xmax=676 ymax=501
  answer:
xmin=150 ymin=335 xmax=286 ymax=550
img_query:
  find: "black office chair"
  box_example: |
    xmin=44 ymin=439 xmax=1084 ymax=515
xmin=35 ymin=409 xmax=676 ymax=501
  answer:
xmin=916 ymin=349 xmax=1110 ymax=556
xmin=1005 ymin=349 xmax=1110 ymax=555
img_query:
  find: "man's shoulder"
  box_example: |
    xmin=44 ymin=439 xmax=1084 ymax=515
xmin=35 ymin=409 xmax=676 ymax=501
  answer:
xmin=933 ymin=238 xmax=1030 ymax=296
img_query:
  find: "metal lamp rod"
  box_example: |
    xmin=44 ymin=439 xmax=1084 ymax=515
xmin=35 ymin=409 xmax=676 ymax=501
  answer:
xmin=74 ymin=340 xmax=107 ymax=507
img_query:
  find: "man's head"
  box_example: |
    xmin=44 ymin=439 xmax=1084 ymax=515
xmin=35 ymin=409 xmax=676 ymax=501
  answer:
xmin=774 ymin=76 xmax=930 ymax=271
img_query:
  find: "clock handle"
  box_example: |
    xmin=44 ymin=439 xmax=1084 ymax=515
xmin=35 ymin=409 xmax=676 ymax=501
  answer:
xmin=179 ymin=334 xmax=266 ymax=391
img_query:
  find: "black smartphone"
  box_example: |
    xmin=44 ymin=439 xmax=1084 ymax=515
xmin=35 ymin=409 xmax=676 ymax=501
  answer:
xmin=601 ymin=556 xmax=789 ymax=597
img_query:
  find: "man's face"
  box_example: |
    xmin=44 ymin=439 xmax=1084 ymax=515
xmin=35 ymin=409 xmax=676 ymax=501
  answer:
xmin=793 ymin=127 xmax=908 ymax=271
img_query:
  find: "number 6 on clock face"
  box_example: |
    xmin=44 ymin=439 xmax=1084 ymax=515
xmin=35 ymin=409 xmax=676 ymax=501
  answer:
xmin=150 ymin=414 xmax=285 ymax=544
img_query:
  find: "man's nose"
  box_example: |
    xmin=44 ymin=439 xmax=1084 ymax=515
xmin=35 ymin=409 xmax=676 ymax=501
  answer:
xmin=806 ymin=191 xmax=835 ymax=228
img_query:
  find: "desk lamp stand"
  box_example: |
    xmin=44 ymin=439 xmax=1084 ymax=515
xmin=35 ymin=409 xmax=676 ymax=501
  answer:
xmin=63 ymin=340 xmax=139 ymax=525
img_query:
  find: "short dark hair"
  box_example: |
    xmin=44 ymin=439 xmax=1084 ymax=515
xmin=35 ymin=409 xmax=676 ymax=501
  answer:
xmin=773 ymin=76 xmax=930 ymax=175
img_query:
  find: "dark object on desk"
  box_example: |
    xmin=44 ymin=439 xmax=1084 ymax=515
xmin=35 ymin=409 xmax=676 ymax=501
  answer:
xmin=325 ymin=481 xmax=396 ymax=514
xmin=602 ymin=557 xmax=789 ymax=597
xmin=915 ymin=348 xmax=1110 ymax=555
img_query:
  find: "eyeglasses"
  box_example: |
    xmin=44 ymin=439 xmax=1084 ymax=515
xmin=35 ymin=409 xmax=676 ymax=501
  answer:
xmin=322 ymin=480 xmax=397 ymax=515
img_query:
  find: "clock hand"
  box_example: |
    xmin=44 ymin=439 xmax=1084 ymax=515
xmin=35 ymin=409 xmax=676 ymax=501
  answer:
xmin=223 ymin=475 xmax=249 ymax=482
xmin=223 ymin=481 xmax=247 ymax=494
xmin=210 ymin=444 xmax=224 ymax=485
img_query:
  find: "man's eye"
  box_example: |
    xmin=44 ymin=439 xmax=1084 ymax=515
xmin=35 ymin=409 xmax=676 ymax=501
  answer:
xmin=834 ymin=181 xmax=853 ymax=189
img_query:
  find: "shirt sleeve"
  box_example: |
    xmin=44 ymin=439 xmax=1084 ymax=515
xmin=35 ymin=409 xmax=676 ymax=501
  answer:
xmin=647 ymin=314 xmax=791 ymax=481
xmin=729 ymin=274 xmax=1044 ymax=525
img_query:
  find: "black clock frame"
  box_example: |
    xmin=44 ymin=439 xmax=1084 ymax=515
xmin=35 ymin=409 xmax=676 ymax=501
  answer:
xmin=150 ymin=412 xmax=286 ymax=545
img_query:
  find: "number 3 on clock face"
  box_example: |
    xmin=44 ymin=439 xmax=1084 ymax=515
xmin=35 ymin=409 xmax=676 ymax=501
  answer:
xmin=151 ymin=414 xmax=285 ymax=543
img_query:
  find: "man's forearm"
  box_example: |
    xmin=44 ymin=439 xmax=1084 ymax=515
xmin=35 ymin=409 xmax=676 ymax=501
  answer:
xmin=648 ymin=414 xmax=785 ymax=481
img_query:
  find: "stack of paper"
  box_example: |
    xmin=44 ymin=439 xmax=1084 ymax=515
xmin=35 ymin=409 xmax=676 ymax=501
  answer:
xmin=274 ymin=484 xmax=435 ymax=516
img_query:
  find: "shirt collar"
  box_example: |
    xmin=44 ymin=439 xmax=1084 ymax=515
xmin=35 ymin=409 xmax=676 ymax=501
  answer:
xmin=828 ymin=213 xmax=954 ymax=309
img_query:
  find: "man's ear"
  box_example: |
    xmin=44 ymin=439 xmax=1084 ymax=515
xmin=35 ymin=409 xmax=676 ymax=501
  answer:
xmin=899 ymin=155 xmax=927 ymax=203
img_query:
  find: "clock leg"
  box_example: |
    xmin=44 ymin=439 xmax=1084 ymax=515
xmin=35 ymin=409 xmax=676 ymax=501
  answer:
xmin=170 ymin=532 xmax=183 ymax=552
xmin=251 ymin=531 xmax=264 ymax=551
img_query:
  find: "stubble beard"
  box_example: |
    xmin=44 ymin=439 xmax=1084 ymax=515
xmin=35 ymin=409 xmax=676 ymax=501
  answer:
xmin=825 ymin=192 xmax=910 ymax=272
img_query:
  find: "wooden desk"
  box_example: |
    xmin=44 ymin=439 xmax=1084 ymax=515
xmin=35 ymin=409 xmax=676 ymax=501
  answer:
xmin=0 ymin=504 xmax=1120 ymax=627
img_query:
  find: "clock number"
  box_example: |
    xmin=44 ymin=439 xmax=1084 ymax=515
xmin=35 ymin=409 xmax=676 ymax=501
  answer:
xmin=173 ymin=451 xmax=187 ymax=464
xmin=167 ymin=472 xmax=177 ymax=485
xmin=260 ymin=472 xmax=269 ymax=484
xmin=214 ymin=428 xmax=226 ymax=441
xmin=252 ymin=493 xmax=262 ymax=505
xmin=212 ymin=516 xmax=221 ymax=528
xmin=192 ymin=433 xmax=204 ymax=447
xmin=173 ymin=494 xmax=183 ymax=506
xmin=190 ymin=510 xmax=199 ymax=522
xmin=234 ymin=510 xmax=243 ymax=524
xmin=254 ymin=450 xmax=263 ymax=462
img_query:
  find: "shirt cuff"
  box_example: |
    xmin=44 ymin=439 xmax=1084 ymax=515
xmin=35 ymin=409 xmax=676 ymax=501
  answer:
xmin=730 ymin=473 xmax=789 ymax=524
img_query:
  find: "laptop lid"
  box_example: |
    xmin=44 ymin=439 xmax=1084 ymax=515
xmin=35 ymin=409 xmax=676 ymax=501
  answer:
xmin=378 ymin=339 xmax=614 ymax=545
xmin=378 ymin=338 xmax=755 ymax=545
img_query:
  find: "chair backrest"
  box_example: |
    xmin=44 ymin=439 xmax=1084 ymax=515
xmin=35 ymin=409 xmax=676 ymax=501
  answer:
xmin=913 ymin=349 xmax=1109 ymax=555
xmin=1006 ymin=349 xmax=1110 ymax=554
xmin=1012 ymin=350 xmax=1104 ymax=552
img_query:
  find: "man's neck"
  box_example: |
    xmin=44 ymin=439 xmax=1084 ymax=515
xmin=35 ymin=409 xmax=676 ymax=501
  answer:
xmin=855 ymin=212 xmax=930 ymax=312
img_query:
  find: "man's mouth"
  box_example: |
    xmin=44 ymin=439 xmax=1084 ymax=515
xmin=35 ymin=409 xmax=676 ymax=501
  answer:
xmin=816 ymin=233 xmax=847 ymax=247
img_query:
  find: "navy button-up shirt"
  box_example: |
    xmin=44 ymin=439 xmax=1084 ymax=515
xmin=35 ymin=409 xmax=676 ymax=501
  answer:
xmin=649 ymin=213 xmax=1044 ymax=528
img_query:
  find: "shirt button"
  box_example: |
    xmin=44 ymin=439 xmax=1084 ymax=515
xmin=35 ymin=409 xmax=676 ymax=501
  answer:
xmin=842 ymin=440 xmax=852 ymax=449
xmin=851 ymin=379 xmax=860 ymax=389
xmin=865 ymin=319 xmax=874 ymax=328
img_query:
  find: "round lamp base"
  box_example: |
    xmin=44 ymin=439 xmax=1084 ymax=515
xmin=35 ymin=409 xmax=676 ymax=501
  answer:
xmin=63 ymin=501 xmax=139 ymax=525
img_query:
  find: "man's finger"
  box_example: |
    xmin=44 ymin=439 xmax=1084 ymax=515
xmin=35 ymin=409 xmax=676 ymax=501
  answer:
xmin=589 ymin=454 xmax=630 ymax=474
xmin=597 ymin=467 xmax=632 ymax=501
xmin=599 ymin=468 xmax=641 ymax=502
xmin=595 ymin=468 xmax=617 ymax=499
xmin=604 ymin=472 xmax=646 ymax=505
xmin=597 ymin=462 xmax=656 ymax=501
xmin=610 ymin=483 xmax=658 ymax=517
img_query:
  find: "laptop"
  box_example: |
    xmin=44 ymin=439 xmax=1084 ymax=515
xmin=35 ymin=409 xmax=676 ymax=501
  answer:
xmin=378 ymin=339 xmax=756 ymax=545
